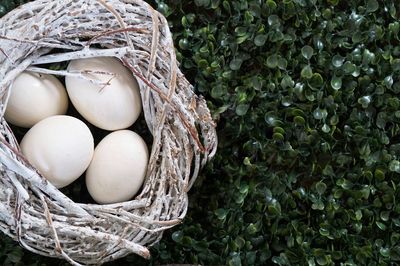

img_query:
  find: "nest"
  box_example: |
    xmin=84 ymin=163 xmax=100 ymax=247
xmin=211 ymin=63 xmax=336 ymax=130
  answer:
xmin=0 ymin=0 xmax=217 ymax=265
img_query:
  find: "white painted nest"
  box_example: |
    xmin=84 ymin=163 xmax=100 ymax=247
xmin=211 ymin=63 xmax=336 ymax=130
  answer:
xmin=0 ymin=0 xmax=217 ymax=265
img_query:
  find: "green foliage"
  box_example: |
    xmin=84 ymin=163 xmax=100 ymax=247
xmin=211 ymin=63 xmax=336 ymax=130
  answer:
xmin=1 ymin=0 xmax=400 ymax=265
xmin=0 ymin=0 xmax=28 ymax=16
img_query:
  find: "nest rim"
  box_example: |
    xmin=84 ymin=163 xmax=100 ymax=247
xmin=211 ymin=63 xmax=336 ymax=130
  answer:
xmin=0 ymin=0 xmax=217 ymax=265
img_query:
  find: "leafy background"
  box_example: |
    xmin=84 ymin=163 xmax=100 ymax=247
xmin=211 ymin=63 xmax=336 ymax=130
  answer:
xmin=1 ymin=0 xmax=400 ymax=265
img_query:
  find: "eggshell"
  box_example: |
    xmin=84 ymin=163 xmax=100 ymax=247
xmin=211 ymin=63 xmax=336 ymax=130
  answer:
xmin=20 ymin=115 xmax=94 ymax=188
xmin=65 ymin=57 xmax=142 ymax=131
xmin=5 ymin=72 xmax=68 ymax=128
xmin=86 ymin=130 xmax=149 ymax=204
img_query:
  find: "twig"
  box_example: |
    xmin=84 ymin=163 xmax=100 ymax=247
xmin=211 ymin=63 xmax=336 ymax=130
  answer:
xmin=86 ymin=27 xmax=149 ymax=46
xmin=26 ymin=66 xmax=115 ymax=88
xmin=122 ymin=58 xmax=206 ymax=153
xmin=0 ymin=35 xmax=37 ymax=44
xmin=0 ymin=48 xmax=14 ymax=64
xmin=96 ymin=0 xmax=134 ymax=48
xmin=38 ymin=194 xmax=82 ymax=266
xmin=31 ymin=47 xmax=130 ymax=65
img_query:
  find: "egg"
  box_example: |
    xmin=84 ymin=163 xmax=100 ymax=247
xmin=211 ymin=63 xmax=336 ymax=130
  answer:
xmin=65 ymin=57 xmax=142 ymax=131
xmin=5 ymin=71 xmax=68 ymax=128
xmin=86 ymin=130 xmax=149 ymax=204
xmin=20 ymin=115 xmax=94 ymax=188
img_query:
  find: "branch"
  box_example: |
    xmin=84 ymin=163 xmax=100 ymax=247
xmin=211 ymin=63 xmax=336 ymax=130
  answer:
xmin=121 ymin=58 xmax=205 ymax=153
xmin=26 ymin=66 xmax=117 ymax=91
xmin=86 ymin=27 xmax=149 ymax=46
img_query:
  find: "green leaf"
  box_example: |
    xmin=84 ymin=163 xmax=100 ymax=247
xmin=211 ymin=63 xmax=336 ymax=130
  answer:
xmin=266 ymin=0 xmax=277 ymax=9
xmin=316 ymin=181 xmax=327 ymax=195
xmin=230 ymin=58 xmax=243 ymax=70
xmin=236 ymin=35 xmax=249 ymax=44
xmin=343 ymin=61 xmax=356 ymax=74
xmin=281 ymin=75 xmax=294 ymax=89
xmin=228 ymin=254 xmax=242 ymax=266
xmin=268 ymin=14 xmax=280 ymax=26
xmin=278 ymin=57 xmax=288 ymax=69
xmin=355 ymin=210 xmax=363 ymax=220
xmin=178 ymin=38 xmax=189 ymax=49
xmin=384 ymin=75 xmax=393 ymax=88
xmin=6 ymin=249 xmax=22 ymax=263
xmin=358 ymin=96 xmax=371 ymax=108
xmin=211 ymin=0 xmax=220 ymax=9
xmin=330 ymin=76 xmax=342 ymax=90
xmin=332 ymin=55 xmax=345 ymax=67
xmin=197 ymin=59 xmax=208 ymax=68
xmin=215 ymin=208 xmax=229 ymax=220
xmin=312 ymin=200 xmax=325 ymax=210
xmin=254 ymin=34 xmax=267 ymax=46
xmin=266 ymin=54 xmax=279 ymax=68
xmin=301 ymin=65 xmax=313 ymax=79
xmin=211 ymin=86 xmax=226 ymax=99
xmin=309 ymin=73 xmax=324 ymax=89
xmin=195 ymin=0 xmax=211 ymax=7
xmin=313 ymin=108 xmax=327 ymax=120
xmin=391 ymin=246 xmax=400 ymax=261
xmin=234 ymin=236 xmax=246 ymax=249
xmin=389 ymin=22 xmax=400 ymax=37
xmin=327 ymin=0 xmax=339 ymax=5
xmin=246 ymin=223 xmax=258 ymax=234
xmin=380 ymin=247 xmax=390 ymax=257
xmin=0 ymin=6 xmax=6 ymax=16
xmin=376 ymin=221 xmax=387 ymax=231
xmin=272 ymin=132 xmax=284 ymax=141
xmin=389 ymin=160 xmax=400 ymax=173
xmin=366 ymin=0 xmax=379 ymax=13
xmin=273 ymin=126 xmax=285 ymax=134
xmin=316 ymin=254 xmax=329 ymax=265
xmin=380 ymin=211 xmax=390 ymax=222
xmin=171 ymin=230 xmax=184 ymax=243
xmin=301 ymin=45 xmax=314 ymax=60
xmin=294 ymin=116 xmax=305 ymax=125
xmin=268 ymin=200 xmax=282 ymax=215
xmin=374 ymin=169 xmax=385 ymax=180
xmin=236 ymin=104 xmax=249 ymax=116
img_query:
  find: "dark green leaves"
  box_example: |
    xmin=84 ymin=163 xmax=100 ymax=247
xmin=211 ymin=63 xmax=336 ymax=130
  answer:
xmin=254 ymin=34 xmax=267 ymax=46
xmin=172 ymin=230 xmax=184 ymax=243
xmin=315 ymin=181 xmax=327 ymax=195
xmin=266 ymin=54 xmax=278 ymax=68
xmin=4 ymin=0 xmax=400 ymax=266
xmin=230 ymin=58 xmax=243 ymax=70
xmin=366 ymin=0 xmax=379 ymax=13
xmin=235 ymin=104 xmax=249 ymax=116
xmin=267 ymin=14 xmax=280 ymax=26
xmin=330 ymin=76 xmax=342 ymax=90
xmin=332 ymin=55 xmax=345 ymax=67
xmin=301 ymin=45 xmax=314 ymax=60
xmin=194 ymin=0 xmax=211 ymax=7
xmin=0 ymin=5 xmax=5 ymax=16
xmin=267 ymin=199 xmax=282 ymax=215
xmin=301 ymin=65 xmax=313 ymax=79
xmin=309 ymin=73 xmax=324 ymax=89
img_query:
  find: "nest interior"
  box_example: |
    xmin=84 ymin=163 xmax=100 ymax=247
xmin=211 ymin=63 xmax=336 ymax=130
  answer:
xmin=0 ymin=0 xmax=217 ymax=265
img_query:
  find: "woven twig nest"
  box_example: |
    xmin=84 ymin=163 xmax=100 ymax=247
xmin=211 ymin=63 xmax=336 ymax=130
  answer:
xmin=0 ymin=0 xmax=217 ymax=265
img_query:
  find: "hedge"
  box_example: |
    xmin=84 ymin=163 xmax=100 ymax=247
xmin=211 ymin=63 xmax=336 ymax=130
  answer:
xmin=1 ymin=0 xmax=400 ymax=265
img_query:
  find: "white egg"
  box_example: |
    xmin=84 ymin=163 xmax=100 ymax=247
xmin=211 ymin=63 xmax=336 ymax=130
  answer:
xmin=65 ymin=57 xmax=142 ymax=131
xmin=86 ymin=130 xmax=149 ymax=204
xmin=5 ymin=72 xmax=68 ymax=128
xmin=20 ymin=115 xmax=94 ymax=188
